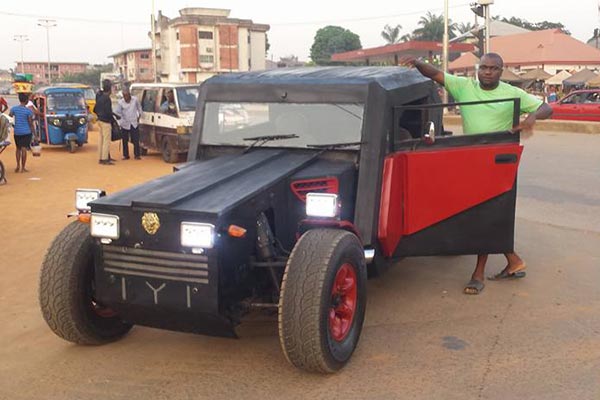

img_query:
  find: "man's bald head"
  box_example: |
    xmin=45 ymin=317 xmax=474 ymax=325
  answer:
xmin=481 ymin=53 xmax=504 ymax=68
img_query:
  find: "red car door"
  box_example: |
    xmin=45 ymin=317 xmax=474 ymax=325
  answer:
xmin=577 ymin=92 xmax=600 ymax=122
xmin=378 ymin=133 xmax=523 ymax=258
xmin=552 ymin=92 xmax=583 ymax=121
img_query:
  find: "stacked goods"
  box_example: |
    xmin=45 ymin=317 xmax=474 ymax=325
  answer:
xmin=12 ymin=73 xmax=34 ymax=93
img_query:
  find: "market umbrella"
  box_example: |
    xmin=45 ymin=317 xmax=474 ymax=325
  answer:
xmin=545 ymin=70 xmax=572 ymax=86
xmin=563 ymin=69 xmax=598 ymax=87
xmin=586 ymin=74 xmax=600 ymax=87
xmin=501 ymin=68 xmax=524 ymax=83
xmin=520 ymin=68 xmax=552 ymax=81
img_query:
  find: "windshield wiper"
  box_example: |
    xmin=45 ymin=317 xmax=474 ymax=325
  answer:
xmin=242 ymin=134 xmax=299 ymax=153
xmin=307 ymin=141 xmax=364 ymax=150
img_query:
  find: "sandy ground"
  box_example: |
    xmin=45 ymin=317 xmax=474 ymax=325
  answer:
xmin=0 ymin=129 xmax=599 ymax=400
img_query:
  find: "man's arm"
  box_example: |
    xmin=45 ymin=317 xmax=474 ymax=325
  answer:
xmin=398 ymin=56 xmax=445 ymax=86
xmin=513 ymin=103 xmax=553 ymax=133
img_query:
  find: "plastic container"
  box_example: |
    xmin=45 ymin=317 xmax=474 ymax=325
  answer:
xmin=31 ymin=144 xmax=41 ymax=157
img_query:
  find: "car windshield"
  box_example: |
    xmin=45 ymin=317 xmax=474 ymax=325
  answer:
xmin=47 ymin=92 xmax=86 ymax=112
xmin=202 ymin=102 xmax=364 ymax=148
xmin=176 ymin=87 xmax=200 ymax=112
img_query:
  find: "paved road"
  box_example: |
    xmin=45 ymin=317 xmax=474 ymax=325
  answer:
xmin=0 ymin=130 xmax=598 ymax=400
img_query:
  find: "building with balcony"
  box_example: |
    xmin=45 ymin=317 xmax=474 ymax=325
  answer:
xmin=109 ymin=48 xmax=154 ymax=83
xmin=154 ymin=7 xmax=269 ymax=83
xmin=16 ymin=62 xmax=88 ymax=85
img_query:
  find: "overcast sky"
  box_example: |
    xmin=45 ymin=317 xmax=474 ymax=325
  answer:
xmin=0 ymin=0 xmax=598 ymax=70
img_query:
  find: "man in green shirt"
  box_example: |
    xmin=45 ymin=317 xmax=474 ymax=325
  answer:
xmin=400 ymin=53 xmax=553 ymax=294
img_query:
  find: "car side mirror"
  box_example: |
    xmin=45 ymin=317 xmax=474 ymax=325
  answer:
xmin=423 ymin=121 xmax=435 ymax=145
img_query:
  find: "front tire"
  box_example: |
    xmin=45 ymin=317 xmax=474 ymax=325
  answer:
xmin=68 ymin=140 xmax=76 ymax=153
xmin=278 ymin=229 xmax=367 ymax=373
xmin=39 ymin=221 xmax=132 ymax=344
xmin=161 ymin=137 xmax=178 ymax=163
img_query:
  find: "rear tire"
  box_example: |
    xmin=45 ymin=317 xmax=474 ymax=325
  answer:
xmin=161 ymin=137 xmax=178 ymax=163
xmin=39 ymin=221 xmax=132 ymax=344
xmin=278 ymin=229 xmax=367 ymax=373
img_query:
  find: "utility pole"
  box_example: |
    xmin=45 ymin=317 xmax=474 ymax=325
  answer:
xmin=151 ymin=0 xmax=158 ymax=82
xmin=13 ymin=35 xmax=29 ymax=74
xmin=38 ymin=19 xmax=57 ymax=84
xmin=442 ymin=0 xmax=449 ymax=103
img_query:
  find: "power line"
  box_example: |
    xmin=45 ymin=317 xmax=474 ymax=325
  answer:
xmin=0 ymin=4 xmax=472 ymax=28
xmin=0 ymin=10 xmax=146 ymax=25
xmin=270 ymin=3 xmax=472 ymax=26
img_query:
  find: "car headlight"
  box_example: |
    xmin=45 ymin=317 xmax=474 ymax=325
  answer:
xmin=75 ymin=188 xmax=104 ymax=211
xmin=181 ymin=222 xmax=215 ymax=249
xmin=52 ymin=118 xmax=61 ymax=126
xmin=306 ymin=193 xmax=338 ymax=218
xmin=78 ymin=117 xmax=87 ymax=125
xmin=91 ymin=213 xmax=120 ymax=239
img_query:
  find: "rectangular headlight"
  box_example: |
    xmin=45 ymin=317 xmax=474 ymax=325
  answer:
xmin=91 ymin=213 xmax=120 ymax=239
xmin=181 ymin=222 xmax=215 ymax=249
xmin=76 ymin=189 xmax=103 ymax=211
xmin=306 ymin=193 xmax=338 ymax=218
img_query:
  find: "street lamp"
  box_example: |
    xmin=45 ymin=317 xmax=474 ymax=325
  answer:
xmin=37 ymin=19 xmax=57 ymax=84
xmin=13 ymin=35 xmax=29 ymax=74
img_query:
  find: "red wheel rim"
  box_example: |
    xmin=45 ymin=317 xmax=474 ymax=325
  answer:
xmin=329 ymin=263 xmax=357 ymax=342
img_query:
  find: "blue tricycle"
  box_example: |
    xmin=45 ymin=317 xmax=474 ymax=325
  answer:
xmin=35 ymin=87 xmax=89 ymax=153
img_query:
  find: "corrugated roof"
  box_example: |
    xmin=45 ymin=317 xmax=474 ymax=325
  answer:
xmin=490 ymin=29 xmax=600 ymax=66
xmin=331 ymin=41 xmax=474 ymax=62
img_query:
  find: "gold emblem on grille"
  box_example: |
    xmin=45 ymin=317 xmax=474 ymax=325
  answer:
xmin=142 ymin=212 xmax=160 ymax=235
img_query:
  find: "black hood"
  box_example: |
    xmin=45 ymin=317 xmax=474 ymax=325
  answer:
xmin=92 ymin=149 xmax=318 ymax=217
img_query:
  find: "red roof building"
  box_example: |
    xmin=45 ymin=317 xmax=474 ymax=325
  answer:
xmin=331 ymin=41 xmax=474 ymax=65
xmin=450 ymin=29 xmax=600 ymax=75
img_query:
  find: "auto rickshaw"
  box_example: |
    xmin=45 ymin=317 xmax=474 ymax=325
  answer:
xmin=54 ymin=83 xmax=97 ymax=123
xmin=35 ymin=87 xmax=89 ymax=152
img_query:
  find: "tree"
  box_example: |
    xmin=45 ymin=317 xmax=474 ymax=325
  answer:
xmin=500 ymin=17 xmax=570 ymax=35
xmin=60 ymin=64 xmax=113 ymax=86
xmin=456 ymin=22 xmax=474 ymax=35
xmin=310 ymin=25 xmax=362 ymax=65
xmin=381 ymin=24 xmax=402 ymax=45
xmin=411 ymin=12 xmax=456 ymax=42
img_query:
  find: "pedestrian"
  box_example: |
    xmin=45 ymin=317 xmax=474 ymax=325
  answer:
xmin=546 ymin=85 xmax=558 ymax=103
xmin=0 ymin=96 xmax=8 ymax=114
xmin=9 ymin=92 xmax=35 ymax=173
xmin=115 ymin=89 xmax=143 ymax=160
xmin=93 ymin=79 xmax=118 ymax=165
xmin=400 ymin=52 xmax=553 ymax=295
xmin=26 ymin=93 xmax=41 ymax=139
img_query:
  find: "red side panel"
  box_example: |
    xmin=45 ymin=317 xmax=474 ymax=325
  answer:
xmin=378 ymin=143 xmax=523 ymax=257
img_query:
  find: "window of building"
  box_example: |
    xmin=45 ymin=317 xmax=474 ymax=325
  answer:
xmin=206 ymin=47 xmax=213 ymax=53
xmin=199 ymin=55 xmax=214 ymax=63
xmin=176 ymin=31 xmax=179 ymax=40
xmin=140 ymin=68 xmax=149 ymax=74
xmin=140 ymin=53 xmax=150 ymax=59
xmin=198 ymin=31 xmax=213 ymax=40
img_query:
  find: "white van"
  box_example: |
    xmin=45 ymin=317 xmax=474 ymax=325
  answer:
xmin=130 ymin=83 xmax=200 ymax=163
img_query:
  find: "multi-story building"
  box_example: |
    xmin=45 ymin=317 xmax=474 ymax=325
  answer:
xmin=154 ymin=7 xmax=269 ymax=83
xmin=109 ymin=48 xmax=154 ymax=83
xmin=16 ymin=62 xmax=88 ymax=84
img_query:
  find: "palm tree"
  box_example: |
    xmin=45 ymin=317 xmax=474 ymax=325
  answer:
xmin=456 ymin=22 xmax=475 ymax=35
xmin=381 ymin=24 xmax=402 ymax=45
xmin=412 ymin=12 xmax=456 ymax=41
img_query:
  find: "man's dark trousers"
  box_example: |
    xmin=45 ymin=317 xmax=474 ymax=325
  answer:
xmin=122 ymin=126 xmax=140 ymax=158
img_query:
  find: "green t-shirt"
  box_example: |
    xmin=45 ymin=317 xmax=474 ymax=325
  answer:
xmin=444 ymin=73 xmax=543 ymax=134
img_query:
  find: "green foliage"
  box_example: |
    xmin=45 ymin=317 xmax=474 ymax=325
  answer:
xmin=456 ymin=22 xmax=474 ymax=35
xmin=60 ymin=64 xmax=113 ymax=86
xmin=381 ymin=24 xmax=402 ymax=44
xmin=500 ymin=17 xmax=571 ymax=35
xmin=310 ymin=25 xmax=362 ymax=65
xmin=412 ymin=12 xmax=456 ymax=42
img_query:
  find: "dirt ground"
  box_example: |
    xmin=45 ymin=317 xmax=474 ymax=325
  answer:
xmin=1 ymin=129 xmax=599 ymax=400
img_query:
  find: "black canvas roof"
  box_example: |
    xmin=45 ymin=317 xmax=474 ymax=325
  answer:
xmin=205 ymin=66 xmax=431 ymax=91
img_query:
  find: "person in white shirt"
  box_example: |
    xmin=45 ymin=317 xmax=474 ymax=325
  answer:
xmin=114 ymin=90 xmax=143 ymax=160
